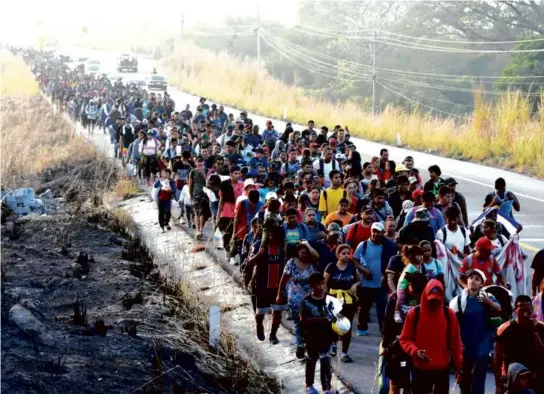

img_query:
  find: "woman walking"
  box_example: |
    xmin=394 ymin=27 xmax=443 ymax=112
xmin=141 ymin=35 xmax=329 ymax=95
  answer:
xmin=324 ymin=244 xmax=360 ymax=363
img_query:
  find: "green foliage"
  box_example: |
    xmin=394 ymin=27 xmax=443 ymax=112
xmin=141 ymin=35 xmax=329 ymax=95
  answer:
xmin=500 ymin=40 xmax=544 ymax=93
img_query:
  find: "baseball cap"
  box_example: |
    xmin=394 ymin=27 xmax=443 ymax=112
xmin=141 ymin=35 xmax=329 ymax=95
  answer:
xmin=413 ymin=207 xmax=430 ymax=222
xmin=266 ymin=120 xmax=273 ymax=126
xmin=265 ymin=192 xmax=278 ymax=201
xmin=465 ymin=268 xmax=486 ymax=282
xmin=327 ymin=223 xmax=342 ymax=235
xmin=408 ymin=176 xmax=418 ymax=184
xmin=444 ymin=177 xmax=458 ymax=186
xmin=252 ymin=147 xmax=264 ymax=154
xmin=227 ymin=124 xmax=235 ymax=130
xmin=428 ymin=286 xmax=444 ymax=301
xmin=402 ymin=200 xmax=414 ymax=213
xmin=243 ymin=178 xmax=255 ymax=188
xmin=329 ymin=138 xmax=337 ymax=145
xmin=371 ymin=222 xmax=385 ymax=232
xmin=395 ymin=164 xmax=409 ymax=172
xmin=411 ymin=189 xmax=424 ymax=200
xmin=475 ymin=237 xmax=494 ymax=250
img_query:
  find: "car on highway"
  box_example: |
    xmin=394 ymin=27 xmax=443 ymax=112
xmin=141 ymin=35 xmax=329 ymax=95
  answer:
xmin=147 ymin=74 xmax=167 ymax=91
xmin=126 ymin=79 xmax=149 ymax=93
xmin=117 ymin=54 xmax=138 ymax=73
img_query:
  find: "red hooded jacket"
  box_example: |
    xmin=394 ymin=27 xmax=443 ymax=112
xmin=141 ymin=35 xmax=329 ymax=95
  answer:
xmin=399 ymin=279 xmax=463 ymax=371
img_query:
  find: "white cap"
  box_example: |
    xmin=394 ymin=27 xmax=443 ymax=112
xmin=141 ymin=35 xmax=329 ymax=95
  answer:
xmin=371 ymin=222 xmax=385 ymax=232
xmin=243 ymin=178 xmax=255 ymax=188
xmin=402 ymin=200 xmax=414 ymax=213
xmin=265 ymin=192 xmax=278 ymax=201
xmin=408 ymin=176 xmax=418 ymax=184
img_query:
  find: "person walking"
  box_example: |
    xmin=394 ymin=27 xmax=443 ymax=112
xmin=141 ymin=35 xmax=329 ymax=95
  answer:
xmin=153 ymin=169 xmax=176 ymax=233
xmin=399 ymin=279 xmax=463 ymax=394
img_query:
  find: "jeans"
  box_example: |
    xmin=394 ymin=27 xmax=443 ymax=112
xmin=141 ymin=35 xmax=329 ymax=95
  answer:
xmin=290 ymin=304 xmax=303 ymax=347
xmin=460 ymin=356 xmax=488 ymax=394
xmin=158 ymin=200 xmax=171 ymax=228
xmin=305 ymin=345 xmax=332 ymax=391
xmin=412 ymin=368 xmax=449 ymax=394
xmin=357 ymin=286 xmax=387 ymax=333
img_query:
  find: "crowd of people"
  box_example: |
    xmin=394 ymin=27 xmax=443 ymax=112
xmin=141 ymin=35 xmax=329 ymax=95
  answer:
xmin=18 ymin=46 xmax=544 ymax=394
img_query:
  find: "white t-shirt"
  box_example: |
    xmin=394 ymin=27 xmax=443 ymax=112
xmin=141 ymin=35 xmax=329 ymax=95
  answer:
xmin=490 ymin=235 xmax=509 ymax=257
xmin=436 ymin=226 xmax=470 ymax=255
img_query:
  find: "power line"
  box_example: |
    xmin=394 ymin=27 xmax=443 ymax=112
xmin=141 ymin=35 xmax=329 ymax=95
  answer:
xmin=261 ymin=29 xmax=374 ymax=80
xmin=377 ymin=81 xmax=470 ymax=120
xmin=298 ymin=24 xmax=544 ymax=45
xmin=290 ymin=25 xmax=544 ymax=53
xmin=268 ymin=27 xmax=544 ymax=80
xmin=263 ymin=29 xmax=544 ymax=89
xmin=260 ymin=31 xmax=371 ymax=83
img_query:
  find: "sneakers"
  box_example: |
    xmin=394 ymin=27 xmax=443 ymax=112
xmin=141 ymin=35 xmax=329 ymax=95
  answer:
xmin=340 ymin=353 xmax=353 ymax=363
xmin=356 ymin=329 xmax=368 ymax=336
xmin=394 ymin=311 xmax=403 ymax=323
xmin=295 ymin=346 xmax=305 ymax=359
xmin=306 ymin=386 xmax=318 ymax=394
xmin=269 ymin=333 xmax=279 ymax=345
xmin=229 ymin=257 xmax=239 ymax=266
xmin=160 ymin=227 xmax=165 ymax=233
xmin=256 ymin=324 xmax=265 ymax=341
xmin=330 ymin=343 xmax=337 ymax=357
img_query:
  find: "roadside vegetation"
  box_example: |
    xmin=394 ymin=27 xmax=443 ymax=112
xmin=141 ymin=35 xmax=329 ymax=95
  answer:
xmin=162 ymin=42 xmax=544 ymax=177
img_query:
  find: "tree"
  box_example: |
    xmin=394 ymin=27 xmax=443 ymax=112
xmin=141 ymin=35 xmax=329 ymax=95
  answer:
xmin=499 ymin=39 xmax=544 ymax=94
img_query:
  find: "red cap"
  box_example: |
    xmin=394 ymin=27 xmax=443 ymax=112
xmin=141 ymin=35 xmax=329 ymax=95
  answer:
xmin=427 ymin=286 xmax=443 ymax=301
xmin=266 ymin=120 xmax=273 ymax=126
xmin=411 ymin=189 xmax=423 ymax=200
xmin=329 ymin=138 xmax=337 ymax=145
xmin=475 ymin=237 xmax=494 ymax=250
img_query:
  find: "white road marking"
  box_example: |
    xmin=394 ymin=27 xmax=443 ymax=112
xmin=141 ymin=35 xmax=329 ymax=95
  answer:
xmin=443 ymin=173 xmax=544 ymax=204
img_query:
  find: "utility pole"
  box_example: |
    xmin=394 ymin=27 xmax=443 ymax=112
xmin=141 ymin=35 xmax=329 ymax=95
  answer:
xmin=256 ymin=0 xmax=261 ymax=68
xmin=372 ymin=31 xmax=377 ymax=116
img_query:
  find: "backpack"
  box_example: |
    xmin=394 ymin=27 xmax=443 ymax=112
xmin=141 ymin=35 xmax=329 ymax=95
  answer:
xmin=243 ymin=199 xmax=263 ymax=232
xmin=440 ymin=226 xmax=467 ymax=245
xmin=318 ymin=159 xmax=336 ymax=177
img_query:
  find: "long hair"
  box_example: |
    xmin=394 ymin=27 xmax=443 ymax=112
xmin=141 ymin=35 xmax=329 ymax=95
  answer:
xmin=218 ymin=179 xmax=235 ymax=204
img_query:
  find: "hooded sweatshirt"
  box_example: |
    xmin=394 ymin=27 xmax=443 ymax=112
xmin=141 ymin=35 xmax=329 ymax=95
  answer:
xmin=506 ymin=363 xmax=536 ymax=394
xmin=399 ymin=279 xmax=463 ymax=371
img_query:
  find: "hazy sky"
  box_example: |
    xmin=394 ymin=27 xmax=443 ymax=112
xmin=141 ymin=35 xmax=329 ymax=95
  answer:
xmin=1 ymin=0 xmax=298 ymax=46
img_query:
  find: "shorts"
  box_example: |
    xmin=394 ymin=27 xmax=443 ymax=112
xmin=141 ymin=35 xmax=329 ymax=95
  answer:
xmin=192 ymin=195 xmax=211 ymax=218
xmin=255 ymin=288 xmax=288 ymax=315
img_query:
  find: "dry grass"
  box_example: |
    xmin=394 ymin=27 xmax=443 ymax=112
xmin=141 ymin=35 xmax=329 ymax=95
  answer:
xmin=0 ymin=50 xmax=40 ymax=96
xmin=0 ymin=52 xmax=99 ymax=189
xmin=0 ymin=98 xmax=99 ymax=189
xmin=113 ymin=176 xmax=142 ymax=200
xmin=162 ymin=42 xmax=544 ymax=177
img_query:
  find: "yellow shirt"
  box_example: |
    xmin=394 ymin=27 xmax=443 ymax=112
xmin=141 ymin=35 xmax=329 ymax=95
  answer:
xmin=318 ymin=187 xmax=345 ymax=219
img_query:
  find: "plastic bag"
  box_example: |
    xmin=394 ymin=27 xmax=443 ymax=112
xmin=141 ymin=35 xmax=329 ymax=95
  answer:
xmin=213 ymin=229 xmax=224 ymax=249
xmin=171 ymin=200 xmax=182 ymax=219
xmin=152 ymin=186 xmax=160 ymax=202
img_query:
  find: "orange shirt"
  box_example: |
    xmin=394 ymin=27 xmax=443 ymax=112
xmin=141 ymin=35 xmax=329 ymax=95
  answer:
xmin=323 ymin=211 xmax=353 ymax=227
